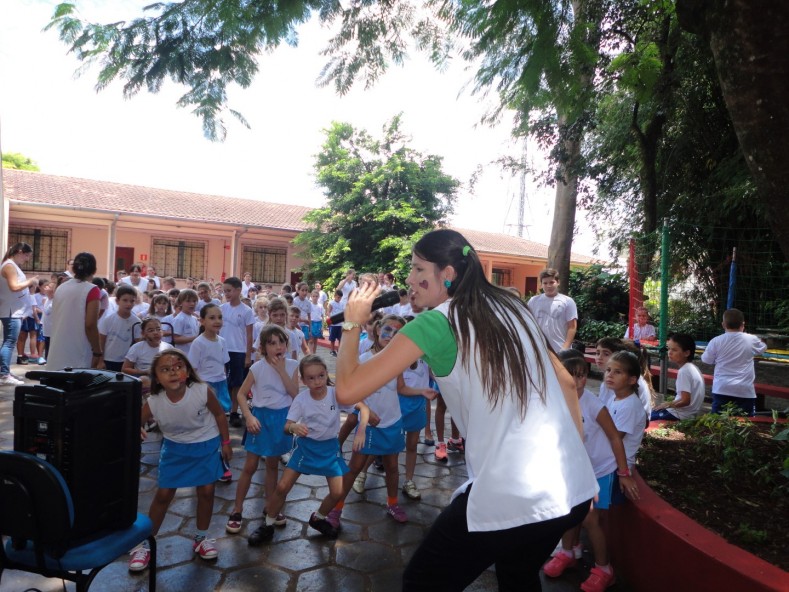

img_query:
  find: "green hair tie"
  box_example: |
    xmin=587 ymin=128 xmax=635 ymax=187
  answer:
xmin=462 ymin=245 xmax=471 ymax=257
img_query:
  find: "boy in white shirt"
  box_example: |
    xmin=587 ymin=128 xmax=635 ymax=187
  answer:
xmin=288 ymin=306 xmax=310 ymax=359
xmin=221 ymin=276 xmax=256 ymax=427
xmin=651 ymin=333 xmax=705 ymax=420
xmin=196 ymin=281 xmax=221 ymax=313
xmin=701 ymin=308 xmax=767 ymax=417
xmin=527 ymin=268 xmax=578 ymax=351
xmin=98 ymin=285 xmax=139 ymax=371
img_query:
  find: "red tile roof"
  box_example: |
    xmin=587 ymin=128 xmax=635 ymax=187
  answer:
xmin=2 ymin=169 xmax=593 ymax=264
xmin=453 ymin=227 xmax=595 ymax=265
xmin=2 ymin=169 xmax=312 ymax=232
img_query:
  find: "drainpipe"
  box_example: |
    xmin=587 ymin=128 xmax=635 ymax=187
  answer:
xmin=107 ymin=213 xmax=119 ymax=278
xmin=231 ymin=227 xmax=249 ymax=278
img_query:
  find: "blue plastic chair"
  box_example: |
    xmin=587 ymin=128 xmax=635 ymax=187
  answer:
xmin=0 ymin=451 xmax=156 ymax=591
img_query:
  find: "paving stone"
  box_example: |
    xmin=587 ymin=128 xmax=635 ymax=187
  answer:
xmin=368 ymin=521 xmax=425 ymax=547
xmin=266 ymin=537 xmax=333 ymax=571
xmin=368 ymin=567 xmax=406 ymax=592
xmin=0 ymin=353 xmax=612 ymax=592
xmin=90 ymin=559 xmax=154 ymax=591
xmin=398 ymin=502 xmax=442 ymax=526
xmin=399 ymin=541 xmax=420 ymax=566
xmin=336 ymin=540 xmax=400 ymax=573
xmin=211 ymin=533 xmax=272 ymax=569
xmin=296 ymin=566 xmax=366 ymax=592
xmin=220 ymin=565 xmax=291 ymax=591
xmin=340 ymin=500 xmax=390 ymax=525
xmin=153 ymin=561 xmax=223 ymax=592
xmin=154 ymin=534 xmax=200 ymax=568
xmin=280 ymin=497 xmax=327 ymax=522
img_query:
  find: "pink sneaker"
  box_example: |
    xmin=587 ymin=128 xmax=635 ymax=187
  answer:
xmin=543 ymin=552 xmax=577 ymax=578
xmin=580 ymin=566 xmax=616 ymax=592
xmin=326 ymin=508 xmax=342 ymax=530
xmin=193 ymin=537 xmax=218 ymax=560
xmin=435 ymin=442 xmax=448 ymax=462
xmin=387 ymin=503 xmax=408 ymax=523
xmin=128 ymin=545 xmax=150 ymax=572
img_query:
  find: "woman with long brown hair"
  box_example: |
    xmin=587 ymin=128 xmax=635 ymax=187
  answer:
xmin=335 ymin=228 xmax=597 ymax=591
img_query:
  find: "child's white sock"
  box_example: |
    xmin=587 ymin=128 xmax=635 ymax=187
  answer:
xmin=265 ymin=514 xmax=276 ymax=526
xmin=596 ymin=563 xmax=613 ymax=574
xmin=573 ymin=544 xmax=583 ymax=559
xmin=560 ymin=548 xmax=574 ymax=558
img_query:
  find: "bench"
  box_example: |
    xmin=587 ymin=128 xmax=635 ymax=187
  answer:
xmin=583 ymin=350 xmax=789 ymax=407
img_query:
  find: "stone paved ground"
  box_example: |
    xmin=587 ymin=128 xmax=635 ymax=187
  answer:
xmin=0 ymin=348 xmax=625 ymax=592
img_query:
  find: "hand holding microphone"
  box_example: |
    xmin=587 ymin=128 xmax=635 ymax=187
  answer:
xmin=329 ymin=288 xmax=400 ymax=325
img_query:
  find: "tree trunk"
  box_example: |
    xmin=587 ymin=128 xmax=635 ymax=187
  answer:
xmin=677 ymin=0 xmax=789 ymax=259
xmin=547 ymin=124 xmax=581 ymax=285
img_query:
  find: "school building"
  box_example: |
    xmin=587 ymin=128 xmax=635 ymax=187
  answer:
xmin=1 ymin=169 xmax=593 ymax=292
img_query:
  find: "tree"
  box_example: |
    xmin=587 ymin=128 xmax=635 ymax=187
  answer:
xmin=675 ymin=0 xmax=789 ymax=259
xmin=46 ymin=0 xmax=605 ymax=285
xmin=293 ymin=114 xmax=459 ymax=287
xmin=2 ymin=152 xmax=40 ymax=171
xmin=450 ymin=0 xmax=606 ymax=285
xmin=46 ymin=0 xmax=440 ymax=141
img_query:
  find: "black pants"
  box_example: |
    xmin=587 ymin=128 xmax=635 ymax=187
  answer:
xmin=403 ymin=486 xmax=590 ymax=591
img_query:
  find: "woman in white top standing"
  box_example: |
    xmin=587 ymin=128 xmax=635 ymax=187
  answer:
xmin=336 ymin=229 xmax=598 ymax=592
xmin=46 ymin=252 xmax=102 ymax=371
xmin=0 ymin=243 xmax=38 ymax=385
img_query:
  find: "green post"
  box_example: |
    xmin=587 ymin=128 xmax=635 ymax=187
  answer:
xmin=659 ymin=220 xmax=670 ymax=394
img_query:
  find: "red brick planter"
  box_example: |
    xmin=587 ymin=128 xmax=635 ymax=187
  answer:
xmin=607 ymin=470 xmax=789 ymax=592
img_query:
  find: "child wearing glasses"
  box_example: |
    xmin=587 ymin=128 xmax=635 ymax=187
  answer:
xmin=128 ymin=350 xmax=232 ymax=573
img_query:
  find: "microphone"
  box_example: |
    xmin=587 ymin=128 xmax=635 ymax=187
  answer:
xmin=329 ymin=289 xmax=401 ymax=325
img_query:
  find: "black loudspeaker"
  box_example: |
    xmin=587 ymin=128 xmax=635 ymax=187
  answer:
xmin=13 ymin=369 xmax=142 ymax=540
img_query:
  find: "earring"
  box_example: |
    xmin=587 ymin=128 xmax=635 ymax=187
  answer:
xmin=444 ymin=279 xmax=452 ymax=288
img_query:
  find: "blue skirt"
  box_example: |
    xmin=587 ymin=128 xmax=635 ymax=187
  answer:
xmin=287 ymin=436 xmax=348 ymax=477
xmin=158 ymin=436 xmax=224 ymax=489
xmin=244 ymin=406 xmax=292 ymax=457
xmin=360 ymin=420 xmax=405 ymax=456
xmin=398 ymin=394 xmax=427 ymax=432
xmin=208 ymin=379 xmax=231 ymax=413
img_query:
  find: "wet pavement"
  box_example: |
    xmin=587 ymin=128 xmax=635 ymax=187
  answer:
xmin=0 ymin=349 xmax=620 ymax=591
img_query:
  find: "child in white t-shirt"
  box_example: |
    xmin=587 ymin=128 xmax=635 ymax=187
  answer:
xmin=287 ymin=306 xmax=309 ymax=359
xmin=700 ymin=308 xmax=767 ymax=417
xmin=308 ymin=290 xmax=324 ymax=354
xmin=122 ymin=317 xmax=173 ymax=390
xmin=325 ymin=290 xmax=345 ymax=357
xmin=651 ymin=333 xmax=705 ymax=420
xmin=543 ymin=352 xmax=637 ymax=590
xmin=171 ymin=290 xmax=200 ymax=355
xmin=98 ymin=285 xmax=139 ymax=372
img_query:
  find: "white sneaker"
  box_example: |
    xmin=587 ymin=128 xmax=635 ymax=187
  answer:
xmin=352 ymin=472 xmax=367 ymax=494
xmin=0 ymin=375 xmax=23 ymax=386
xmin=402 ymin=480 xmax=421 ymax=500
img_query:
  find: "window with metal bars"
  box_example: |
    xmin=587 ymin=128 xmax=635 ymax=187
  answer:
xmin=242 ymin=245 xmax=287 ymax=284
xmin=8 ymin=226 xmax=70 ymax=272
xmin=491 ymin=267 xmax=513 ymax=287
xmin=151 ymin=238 xmax=206 ymax=280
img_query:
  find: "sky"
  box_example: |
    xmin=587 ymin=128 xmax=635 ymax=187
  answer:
xmin=0 ymin=0 xmax=598 ymax=256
